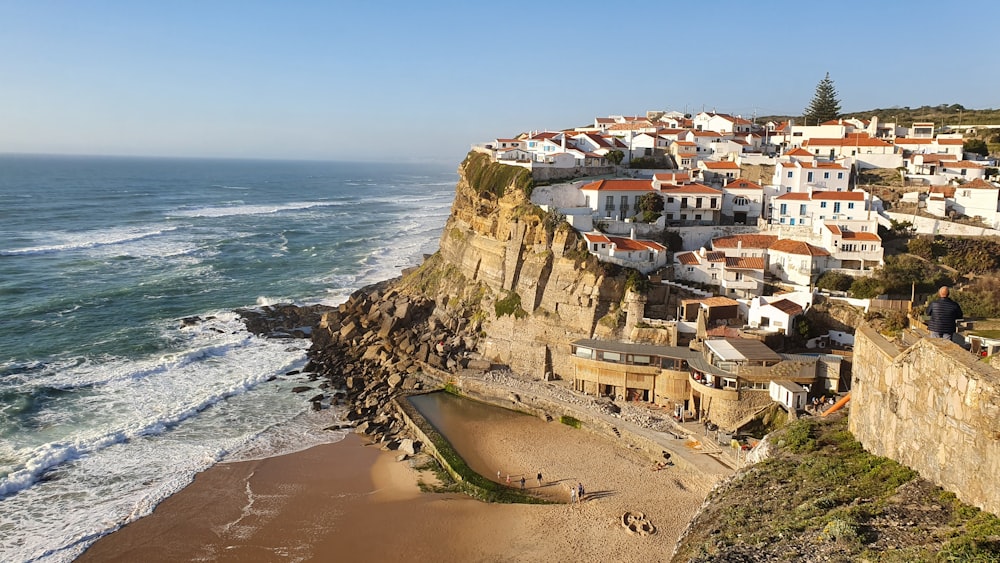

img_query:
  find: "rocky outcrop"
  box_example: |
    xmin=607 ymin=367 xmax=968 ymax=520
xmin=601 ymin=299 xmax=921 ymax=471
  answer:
xmin=397 ymin=152 xmax=630 ymax=378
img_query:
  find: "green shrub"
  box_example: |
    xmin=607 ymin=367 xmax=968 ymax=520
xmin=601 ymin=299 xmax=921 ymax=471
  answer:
xmin=559 ymin=415 xmax=582 ymax=428
xmin=494 ymin=291 xmax=527 ymax=319
xmin=461 ymin=151 xmax=534 ymax=199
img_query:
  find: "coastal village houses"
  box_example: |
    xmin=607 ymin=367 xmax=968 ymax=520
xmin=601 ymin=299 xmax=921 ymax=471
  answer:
xmin=475 ymin=109 xmax=996 ymax=432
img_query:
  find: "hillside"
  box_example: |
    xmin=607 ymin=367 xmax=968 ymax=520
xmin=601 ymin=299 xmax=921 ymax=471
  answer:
xmin=759 ymin=104 xmax=1000 ymax=128
xmin=672 ymin=416 xmax=1000 ymax=562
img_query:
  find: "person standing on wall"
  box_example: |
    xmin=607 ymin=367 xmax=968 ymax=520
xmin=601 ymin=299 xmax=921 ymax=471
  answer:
xmin=926 ymin=286 xmax=963 ymax=340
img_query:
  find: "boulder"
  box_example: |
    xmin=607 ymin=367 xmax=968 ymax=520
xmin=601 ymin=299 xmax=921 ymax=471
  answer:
xmin=399 ymin=439 xmax=419 ymax=456
xmin=387 ymin=373 xmax=404 ymax=390
xmin=291 ymin=386 xmax=312 ymax=393
xmin=466 ymin=359 xmax=491 ymax=371
xmin=340 ymin=322 xmax=358 ymax=340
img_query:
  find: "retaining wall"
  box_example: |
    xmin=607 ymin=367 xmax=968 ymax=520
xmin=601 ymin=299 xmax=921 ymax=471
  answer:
xmin=850 ymin=325 xmax=1000 ymax=515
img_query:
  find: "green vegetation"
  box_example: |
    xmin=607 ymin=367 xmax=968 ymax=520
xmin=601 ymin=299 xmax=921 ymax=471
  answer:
xmin=816 ymin=271 xmax=854 ymax=292
xmin=559 ymin=415 xmax=582 ymax=428
xmin=461 ymin=151 xmax=534 ymax=199
xmin=443 ymin=381 xmax=461 ymax=395
xmin=803 ymin=72 xmax=842 ymax=124
xmin=606 ymin=149 xmax=624 ymax=166
xmin=624 ymin=268 xmax=649 ymax=293
xmin=675 ymin=417 xmax=1000 ymax=562
xmin=494 ymin=291 xmax=527 ymax=319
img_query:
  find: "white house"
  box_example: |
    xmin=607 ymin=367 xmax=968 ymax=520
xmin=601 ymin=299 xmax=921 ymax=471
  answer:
xmin=659 ymin=183 xmax=723 ymax=225
xmin=673 ymin=247 xmax=765 ymax=298
xmin=939 ymin=161 xmax=987 ymax=183
xmin=818 ymin=222 xmax=884 ymax=270
xmin=950 ymin=178 xmax=1000 ymax=227
xmin=771 ymin=190 xmax=869 ymax=227
xmin=772 ymin=159 xmax=851 ymax=194
xmin=721 ymin=179 xmax=766 ymax=225
xmin=767 ymin=239 xmax=833 ymax=288
xmin=770 ymin=380 xmax=808 ymax=412
xmin=693 ymin=112 xmax=754 ymax=134
xmin=801 ymin=134 xmax=902 ymax=169
xmin=893 ymin=137 xmax=965 ymax=158
xmin=698 ymin=160 xmax=741 ymax=186
xmin=683 ymin=130 xmax=732 ymax=160
xmin=671 ymin=141 xmax=699 ymax=168
xmin=581 ymin=232 xmax=668 ymax=274
xmin=748 ymin=295 xmax=808 ymax=336
xmin=578 ymin=179 xmax=654 ymax=221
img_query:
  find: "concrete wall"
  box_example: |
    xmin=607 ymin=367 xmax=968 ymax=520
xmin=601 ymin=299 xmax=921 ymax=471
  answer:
xmin=885 ymin=211 xmax=1000 ymax=237
xmin=850 ymin=325 xmax=1000 ymax=515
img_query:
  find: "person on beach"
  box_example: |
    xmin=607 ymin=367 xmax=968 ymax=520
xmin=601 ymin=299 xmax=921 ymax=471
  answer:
xmin=506 ymin=474 xmax=511 ymax=486
xmin=537 ymin=471 xmax=543 ymax=487
xmin=497 ymin=469 xmax=501 ymax=481
xmin=569 ymin=486 xmax=576 ymax=503
xmin=520 ymin=476 xmax=526 ymax=490
xmin=578 ymin=482 xmax=584 ymax=501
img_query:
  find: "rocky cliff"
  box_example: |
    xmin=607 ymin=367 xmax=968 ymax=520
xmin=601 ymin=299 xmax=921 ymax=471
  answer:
xmin=396 ymin=151 xmax=630 ymax=377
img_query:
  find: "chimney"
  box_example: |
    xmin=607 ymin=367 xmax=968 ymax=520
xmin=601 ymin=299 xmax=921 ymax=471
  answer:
xmin=630 ymin=227 xmax=636 ymax=240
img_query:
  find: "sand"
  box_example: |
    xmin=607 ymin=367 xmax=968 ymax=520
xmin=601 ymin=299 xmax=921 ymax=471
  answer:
xmin=79 ymin=404 xmax=721 ymax=562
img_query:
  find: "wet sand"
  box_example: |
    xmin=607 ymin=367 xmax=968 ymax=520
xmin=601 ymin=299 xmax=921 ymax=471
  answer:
xmin=80 ymin=404 xmax=720 ymax=562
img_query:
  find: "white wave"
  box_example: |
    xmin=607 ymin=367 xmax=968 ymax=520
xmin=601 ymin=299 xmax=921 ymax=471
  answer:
xmin=169 ymin=200 xmax=347 ymax=218
xmin=0 ymin=226 xmax=180 ymax=256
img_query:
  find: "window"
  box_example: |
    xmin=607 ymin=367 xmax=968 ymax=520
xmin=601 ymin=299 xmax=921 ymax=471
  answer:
xmin=620 ymin=195 xmax=628 ymax=209
xmin=837 ymin=172 xmax=843 ymax=179
xmin=733 ymin=196 xmax=749 ymax=206
xmin=695 ymin=214 xmax=702 ymax=220
xmin=606 ymin=195 xmax=613 ymax=209
xmin=686 ymin=267 xmax=694 ymax=272
xmin=848 ymin=202 xmax=854 ymax=209
xmin=574 ymin=347 xmax=594 ymax=359
xmin=787 ymin=171 xmax=793 ymax=178
xmin=711 ymin=198 xmax=718 ymax=208
xmin=666 ymin=197 xmax=675 ymax=203
xmin=807 ymin=172 xmax=813 ymax=182
xmin=602 ymin=351 xmax=621 ymax=362
xmin=632 ymin=355 xmax=651 ymax=365
xmin=834 ymin=202 xmax=841 ymax=213
xmin=681 ymin=198 xmax=689 ymax=208
xmin=584 ymin=195 xmax=590 ymax=207
xmin=820 ymin=201 xmax=827 ymax=208
xmin=799 ymin=204 xmax=807 ymax=216
xmin=711 ymin=273 xmax=718 ymax=280
xmin=824 ymin=172 xmax=830 ymax=179
xmin=696 ymin=197 xmax=703 ymax=208
xmin=779 ymin=203 xmax=787 ymax=215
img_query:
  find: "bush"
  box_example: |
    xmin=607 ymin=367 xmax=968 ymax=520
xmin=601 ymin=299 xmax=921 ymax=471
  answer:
xmin=461 ymin=151 xmax=534 ymax=199
xmin=816 ymin=271 xmax=853 ymax=292
xmin=849 ymin=276 xmax=882 ymax=298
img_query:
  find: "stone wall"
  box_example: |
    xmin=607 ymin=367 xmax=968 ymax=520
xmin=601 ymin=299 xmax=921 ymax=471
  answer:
xmin=850 ymin=325 xmax=1000 ymax=515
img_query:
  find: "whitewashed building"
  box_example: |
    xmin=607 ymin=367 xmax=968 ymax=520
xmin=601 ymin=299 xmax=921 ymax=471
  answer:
xmin=581 ymin=232 xmax=668 ymax=274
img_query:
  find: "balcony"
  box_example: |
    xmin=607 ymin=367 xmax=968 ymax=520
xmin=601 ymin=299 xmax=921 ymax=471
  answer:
xmin=689 ymin=373 xmax=739 ymax=401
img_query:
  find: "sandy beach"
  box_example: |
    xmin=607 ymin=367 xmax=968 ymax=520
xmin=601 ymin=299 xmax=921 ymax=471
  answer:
xmin=79 ymin=400 xmax=721 ymax=562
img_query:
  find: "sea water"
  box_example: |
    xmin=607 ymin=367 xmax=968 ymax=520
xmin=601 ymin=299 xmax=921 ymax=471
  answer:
xmin=0 ymin=154 xmax=455 ymax=561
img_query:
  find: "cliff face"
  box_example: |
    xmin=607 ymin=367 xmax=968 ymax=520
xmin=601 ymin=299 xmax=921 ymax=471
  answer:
xmin=397 ymin=152 xmax=627 ymax=377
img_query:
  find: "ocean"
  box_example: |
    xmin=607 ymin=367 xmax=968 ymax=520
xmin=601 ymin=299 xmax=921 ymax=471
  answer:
xmin=0 ymin=154 xmax=456 ymax=562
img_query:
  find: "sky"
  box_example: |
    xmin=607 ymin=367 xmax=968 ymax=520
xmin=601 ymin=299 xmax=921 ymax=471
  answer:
xmin=1 ymin=0 xmax=997 ymax=164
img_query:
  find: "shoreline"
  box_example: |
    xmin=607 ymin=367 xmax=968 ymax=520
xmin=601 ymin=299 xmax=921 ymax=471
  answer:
xmin=79 ymin=396 xmax=719 ymax=562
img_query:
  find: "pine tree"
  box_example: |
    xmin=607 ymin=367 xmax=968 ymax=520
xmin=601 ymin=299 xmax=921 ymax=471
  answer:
xmin=803 ymin=72 xmax=842 ymax=125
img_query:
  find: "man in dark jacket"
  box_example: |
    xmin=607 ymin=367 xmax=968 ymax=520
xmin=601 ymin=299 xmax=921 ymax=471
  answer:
xmin=926 ymin=286 xmax=963 ymax=339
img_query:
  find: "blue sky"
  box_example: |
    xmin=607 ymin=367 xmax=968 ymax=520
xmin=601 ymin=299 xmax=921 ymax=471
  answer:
xmin=1 ymin=0 xmax=996 ymax=163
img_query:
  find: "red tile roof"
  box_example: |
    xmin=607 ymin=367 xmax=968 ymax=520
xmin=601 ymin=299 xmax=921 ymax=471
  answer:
xmin=812 ymin=191 xmax=866 ymax=201
xmin=658 ymin=183 xmax=722 ymax=195
xmin=725 ymin=179 xmax=762 ymax=190
xmin=675 ymin=251 xmax=700 ymax=265
xmin=608 ymin=236 xmax=665 ymax=252
xmin=579 ymin=179 xmax=653 ymax=192
xmin=583 ymin=232 xmax=611 ymax=244
xmin=725 ymin=256 xmax=765 ymax=269
xmin=784 ymin=148 xmax=813 ymax=157
xmin=840 ymin=231 xmax=881 ymax=241
xmin=702 ymin=161 xmax=740 ymax=169
xmin=712 ymin=234 xmax=778 ymax=249
xmin=769 ymin=299 xmax=803 ymax=315
xmin=962 ymin=178 xmax=999 ymax=190
xmin=769 ymin=239 xmax=830 ymax=256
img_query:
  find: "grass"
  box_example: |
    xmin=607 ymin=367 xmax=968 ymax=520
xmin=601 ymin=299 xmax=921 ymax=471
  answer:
xmin=461 ymin=151 xmax=534 ymax=199
xmin=673 ymin=417 xmax=1000 ymax=562
xmin=494 ymin=291 xmax=527 ymax=319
